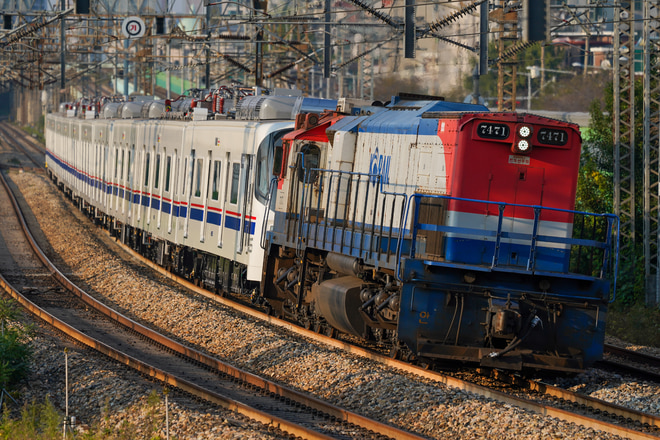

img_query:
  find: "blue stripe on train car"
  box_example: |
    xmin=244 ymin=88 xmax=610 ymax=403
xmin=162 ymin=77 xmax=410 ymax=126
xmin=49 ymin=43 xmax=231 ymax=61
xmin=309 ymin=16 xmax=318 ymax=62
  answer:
xmin=190 ymin=207 xmax=204 ymax=222
xmin=207 ymin=211 xmax=221 ymax=226
xmin=46 ymin=151 xmax=256 ymax=235
xmin=225 ymin=216 xmax=256 ymax=234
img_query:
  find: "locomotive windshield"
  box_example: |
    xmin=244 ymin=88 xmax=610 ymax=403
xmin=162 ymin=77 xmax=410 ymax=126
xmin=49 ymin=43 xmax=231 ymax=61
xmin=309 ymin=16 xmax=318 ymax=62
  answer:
xmin=255 ymin=128 xmax=291 ymax=204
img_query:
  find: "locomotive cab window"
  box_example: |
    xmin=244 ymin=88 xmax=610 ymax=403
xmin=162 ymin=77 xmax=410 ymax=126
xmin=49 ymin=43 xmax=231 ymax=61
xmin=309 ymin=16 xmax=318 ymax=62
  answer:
xmin=297 ymin=143 xmax=320 ymax=183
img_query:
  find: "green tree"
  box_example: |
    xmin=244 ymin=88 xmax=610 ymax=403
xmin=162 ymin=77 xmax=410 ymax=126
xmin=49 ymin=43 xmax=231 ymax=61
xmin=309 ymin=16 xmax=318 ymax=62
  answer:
xmin=581 ymin=78 xmax=649 ymax=304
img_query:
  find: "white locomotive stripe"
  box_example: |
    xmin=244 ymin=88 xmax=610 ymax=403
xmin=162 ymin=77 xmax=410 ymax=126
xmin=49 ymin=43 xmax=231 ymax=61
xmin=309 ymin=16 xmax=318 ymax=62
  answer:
xmin=445 ymin=210 xmax=573 ymax=250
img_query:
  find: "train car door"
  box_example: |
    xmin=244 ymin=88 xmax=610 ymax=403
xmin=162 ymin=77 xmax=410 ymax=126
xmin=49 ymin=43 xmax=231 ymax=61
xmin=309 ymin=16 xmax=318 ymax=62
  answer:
xmin=217 ymin=152 xmax=231 ymax=248
xmin=199 ymin=150 xmax=212 ymax=243
xmin=167 ymin=150 xmax=179 ymax=235
xmin=183 ymin=149 xmax=196 ymax=239
xmin=238 ymin=153 xmax=254 ymax=254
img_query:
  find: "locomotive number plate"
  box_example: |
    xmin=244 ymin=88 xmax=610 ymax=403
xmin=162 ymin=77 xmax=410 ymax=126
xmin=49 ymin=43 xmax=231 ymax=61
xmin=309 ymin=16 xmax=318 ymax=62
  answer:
xmin=477 ymin=123 xmax=510 ymax=139
xmin=538 ymin=128 xmax=568 ymax=146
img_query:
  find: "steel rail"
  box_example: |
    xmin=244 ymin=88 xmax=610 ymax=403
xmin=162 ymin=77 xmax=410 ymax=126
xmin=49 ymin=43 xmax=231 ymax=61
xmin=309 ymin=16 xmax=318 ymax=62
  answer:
xmin=488 ymin=369 xmax=660 ymax=430
xmin=605 ymin=343 xmax=660 ymax=366
xmin=600 ymin=343 xmax=660 ymax=383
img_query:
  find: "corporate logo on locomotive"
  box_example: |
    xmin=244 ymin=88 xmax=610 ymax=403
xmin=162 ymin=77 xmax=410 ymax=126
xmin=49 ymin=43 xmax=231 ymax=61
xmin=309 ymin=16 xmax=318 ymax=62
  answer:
xmin=369 ymin=148 xmax=391 ymax=186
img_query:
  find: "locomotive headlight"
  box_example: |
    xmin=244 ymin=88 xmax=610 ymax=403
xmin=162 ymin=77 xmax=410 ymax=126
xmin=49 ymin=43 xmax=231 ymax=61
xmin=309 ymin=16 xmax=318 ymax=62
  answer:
xmin=516 ymin=139 xmax=530 ymax=152
xmin=512 ymin=124 xmax=534 ymax=154
xmin=518 ymin=125 xmax=532 ymax=138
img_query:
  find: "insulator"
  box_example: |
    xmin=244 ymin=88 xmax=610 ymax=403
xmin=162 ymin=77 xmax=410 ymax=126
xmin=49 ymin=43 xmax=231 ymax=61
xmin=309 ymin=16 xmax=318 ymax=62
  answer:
xmin=427 ymin=0 xmax=484 ymax=33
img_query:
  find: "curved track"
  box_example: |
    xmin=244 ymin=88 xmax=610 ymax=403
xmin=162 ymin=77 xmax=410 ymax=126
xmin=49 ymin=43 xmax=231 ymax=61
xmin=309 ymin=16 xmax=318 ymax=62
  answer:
xmin=0 ymin=126 xmax=427 ymax=440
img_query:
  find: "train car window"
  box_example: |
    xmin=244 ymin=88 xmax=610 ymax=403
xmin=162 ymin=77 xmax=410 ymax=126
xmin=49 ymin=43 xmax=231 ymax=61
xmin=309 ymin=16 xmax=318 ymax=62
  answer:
xmin=182 ymin=161 xmax=188 ymax=194
xmin=165 ymin=156 xmax=172 ymax=192
xmin=195 ymin=158 xmax=203 ymax=197
xmin=144 ymin=152 xmax=151 ymax=187
xmin=120 ymin=150 xmax=125 ymax=180
xmin=297 ymin=143 xmax=320 ymax=183
xmin=126 ymin=149 xmax=133 ymax=201
xmin=126 ymin=150 xmax=131 ymax=180
xmin=114 ymin=148 xmax=118 ymax=179
xmin=211 ymin=160 xmax=221 ymax=200
xmin=230 ymin=162 xmax=240 ymax=204
xmin=255 ymin=129 xmax=290 ymax=204
xmin=154 ymin=154 xmax=161 ymax=189
xmin=255 ymin=144 xmax=270 ymax=203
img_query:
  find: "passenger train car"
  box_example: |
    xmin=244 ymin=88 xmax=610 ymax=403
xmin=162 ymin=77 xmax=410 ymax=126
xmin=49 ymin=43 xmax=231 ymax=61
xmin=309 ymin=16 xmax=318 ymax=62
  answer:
xmin=46 ymin=89 xmax=335 ymax=292
xmin=45 ymin=89 xmax=619 ymax=373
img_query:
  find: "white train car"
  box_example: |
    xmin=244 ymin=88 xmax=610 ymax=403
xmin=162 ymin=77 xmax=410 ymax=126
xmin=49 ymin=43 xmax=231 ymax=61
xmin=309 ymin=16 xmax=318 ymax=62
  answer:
xmin=46 ymin=91 xmax=337 ymax=295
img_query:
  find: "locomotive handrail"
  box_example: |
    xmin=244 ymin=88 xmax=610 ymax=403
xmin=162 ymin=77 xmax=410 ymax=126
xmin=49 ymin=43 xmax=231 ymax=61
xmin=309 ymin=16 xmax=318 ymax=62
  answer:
xmin=397 ymin=193 xmax=620 ymax=301
xmin=287 ymin=159 xmax=408 ymax=263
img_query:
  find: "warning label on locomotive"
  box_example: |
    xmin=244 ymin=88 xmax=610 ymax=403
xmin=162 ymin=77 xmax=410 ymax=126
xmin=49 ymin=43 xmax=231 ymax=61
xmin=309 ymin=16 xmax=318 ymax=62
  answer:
xmin=508 ymin=155 xmax=530 ymax=165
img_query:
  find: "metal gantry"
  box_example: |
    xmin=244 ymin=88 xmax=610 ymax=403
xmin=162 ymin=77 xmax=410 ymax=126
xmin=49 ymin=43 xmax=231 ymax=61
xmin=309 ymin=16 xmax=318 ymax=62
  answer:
xmin=643 ymin=0 xmax=660 ymax=305
xmin=613 ymin=0 xmax=636 ymax=290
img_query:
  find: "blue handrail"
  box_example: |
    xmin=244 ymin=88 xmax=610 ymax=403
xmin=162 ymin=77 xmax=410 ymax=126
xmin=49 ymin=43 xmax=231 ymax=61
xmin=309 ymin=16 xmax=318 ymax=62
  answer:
xmin=396 ymin=193 xmax=620 ymax=302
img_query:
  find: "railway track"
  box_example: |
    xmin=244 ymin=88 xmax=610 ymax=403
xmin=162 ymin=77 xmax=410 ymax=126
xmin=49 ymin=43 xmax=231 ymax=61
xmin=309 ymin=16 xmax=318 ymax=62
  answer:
xmin=599 ymin=344 xmax=660 ymax=383
xmin=3 ymin=120 xmax=660 ymax=439
xmin=0 ymin=130 xmax=427 ymax=440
